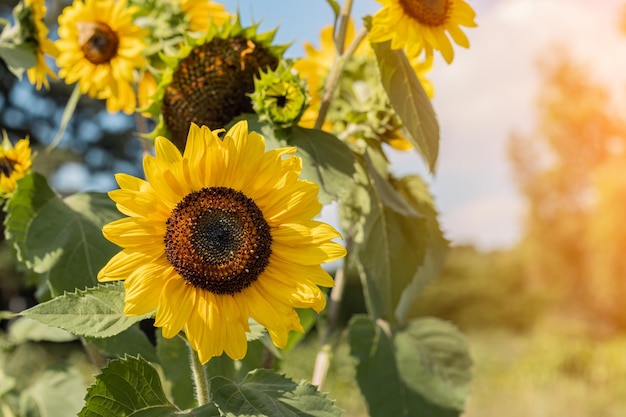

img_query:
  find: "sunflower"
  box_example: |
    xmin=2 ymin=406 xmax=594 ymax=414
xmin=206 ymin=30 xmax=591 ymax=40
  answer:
xmin=179 ymin=0 xmax=230 ymax=32
xmin=369 ymin=0 xmax=477 ymax=64
xmin=98 ymin=121 xmax=345 ymax=363
xmin=55 ymin=0 xmax=148 ymax=114
xmin=23 ymin=0 xmax=58 ymax=90
xmin=148 ymin=19 xmax=284 ymax=150
xmin=0 ymin=134 xmax=33 ymax=196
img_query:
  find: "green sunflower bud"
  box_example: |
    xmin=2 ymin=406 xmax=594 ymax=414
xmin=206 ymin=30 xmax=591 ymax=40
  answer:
xmin=250 ymin=61 xmax=309 ymax=129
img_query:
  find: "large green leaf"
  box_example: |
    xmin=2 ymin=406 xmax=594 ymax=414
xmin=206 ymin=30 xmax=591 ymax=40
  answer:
xmin=392 ymin=176 xmax=449 ymax=324
xmin=20 ymin=282 xmax=153 ymax=338
xmin=340 ymin=153 xmax=429 ymax=322
xmin=79 ymin=356 xmax=192 ymax=417
xmin=371 ymin=41 xmax=440 ymax=172
xmin=4 ymin=173 xmax=122 ymax=296
xmin=287 ymin=126 xmax=359 ymax=204
xmin=348 ymin=315 xmax=472 ymax=417
xmin=210 ymin=369 xmax=342 ymax=417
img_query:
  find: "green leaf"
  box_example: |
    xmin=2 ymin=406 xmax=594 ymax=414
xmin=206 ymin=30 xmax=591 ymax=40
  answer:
xmin=20 ymin=364 xmax=90 ymax=417
xmin=371 ymin=41 xmax=440 ymax=172
xmin=325 ymin=0 xmax=341 ymax=21
xmin=391 ymin=176 xmax=449 ymax=324
xmin=340 ymin=154 xmax=429 ymax=322
xmin=87 ymin=324 xmax=158 ymax=363
xmin=287 ymin=126 xmax=358 ymax=203
xmin=348 ymin=315 xmax=472 ymax=417
xmin=210 ymin=369 xmax=342 ymax=417
xmin=4 ymin=173 xmax=123 ymax=296
xmin=20 ymin=282 xmax=153 ymax=338
xmin=79 ymin=354 xmax=223 ymax=416
xmin=79 ymin=356 xmax=178 ymax=417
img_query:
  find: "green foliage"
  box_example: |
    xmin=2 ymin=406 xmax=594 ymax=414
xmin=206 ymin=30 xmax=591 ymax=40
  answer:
xmin=79 ymin=356 xmax=183 ymax=417
xmin=0 ymin=338 xmax=95 ymax=417
xmin=409 ymin=245 xmax=546 ymax=331
xmin=210 ymin=369 xmax=342 ymax=417
xmin=4 ymin=173 xmax=122 ymax=297
xmin=79 ymin=356 xmax=341 ymax=417
xmin=371 ymin=40 xmax=440 ymax=172
xmin=20 ymin=282 xmax=153 ymax=338
xmin=340 ymin=152 xmax=429 ymax=323
xmin=348 ymin=315 xmax=472 ymax=417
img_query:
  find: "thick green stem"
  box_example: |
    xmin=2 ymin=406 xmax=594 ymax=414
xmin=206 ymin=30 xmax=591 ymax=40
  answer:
xmin=183 ymin=335 xmax=211 ymax=406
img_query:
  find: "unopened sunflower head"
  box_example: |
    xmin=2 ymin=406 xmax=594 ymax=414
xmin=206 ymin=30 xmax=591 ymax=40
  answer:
xmin=147 ymin=18 xmax=287 ymax=150
xmin=315 ymin=53 xmax=416 ymax=152
xmin=369 ymin=0 xmax=477 ymax=64
xmin=55 ymin=0 xmax=148 ymax=114
xmin=0 ymin=132 xmax=33 ymax=196
xmin=0 ymin=0 xmax=58 ymax=90
xmin=250 ymin=61 xmax=309 ymax=129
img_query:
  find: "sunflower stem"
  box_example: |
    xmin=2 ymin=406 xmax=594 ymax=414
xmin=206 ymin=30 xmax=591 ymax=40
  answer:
xmin=334 ymin=0 xmax=354 ymax=55
xmin=311 ymin=232 xmax=352 ymax=390
xmin=314 ymin=26 xmax=368 ymax=130
xmin=46 ymin=84 xmax=81 ymax=153
xmin=183 ymin=334 xmax=211 ymax=406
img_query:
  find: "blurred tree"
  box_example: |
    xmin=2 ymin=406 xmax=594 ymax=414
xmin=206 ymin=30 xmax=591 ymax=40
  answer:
xmin=509 ymin=48 xmax=626 ymax=329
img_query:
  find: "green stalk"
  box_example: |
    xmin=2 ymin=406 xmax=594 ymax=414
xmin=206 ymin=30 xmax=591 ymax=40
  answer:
xmin=314 ymin=0 xmax=367 ymax=130
xmin=181 ymin=334 xmax=211 ymax=406
xmin=311 ymin=232 xmax=353 ymax=390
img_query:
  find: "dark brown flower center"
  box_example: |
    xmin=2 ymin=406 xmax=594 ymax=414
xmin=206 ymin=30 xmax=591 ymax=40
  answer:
xmin=0 ymin=157 xmax=16 ymax=177
xmin=164 ymin=187 xmax=272 ymax=295
xmin=78 ymin=21 xmax=119 ymax=64
xmin=161 ymin=36 xmax=279 ymax=150
xmin=399 ymin=0 xmax=450 ymax=26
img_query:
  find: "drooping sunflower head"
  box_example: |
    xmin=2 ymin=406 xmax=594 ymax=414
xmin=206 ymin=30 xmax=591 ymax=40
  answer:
xmin=98 ymin=120 xmax=345 ymax=363
xmin=148 ymin=19 xmax=286 ymax=150
xmin=0 ymin=133 xmax=33 ymax=196
xmin=55 ymin=0 xmax=148 ymax=114
xmin=0 ymin=0 xmax=58 ymax=90
xmin=23 ymin=0 xmax=58 ymax=90
xmin=250 ymin=61 xmax=309 ymax=128
xmin=369 ymin=0 xmax=477 ymax=63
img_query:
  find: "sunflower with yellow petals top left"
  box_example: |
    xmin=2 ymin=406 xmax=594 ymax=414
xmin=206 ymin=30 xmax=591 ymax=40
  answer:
xmin=55 ymin=0 xmax=148 ymax=114
xmin=98 ymin=120 xmax=346 ymax=363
